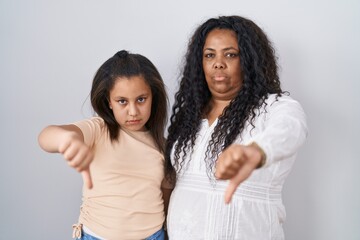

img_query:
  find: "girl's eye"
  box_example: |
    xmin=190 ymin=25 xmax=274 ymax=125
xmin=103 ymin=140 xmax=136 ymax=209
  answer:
xmin=137 ymin=97 xmax=146 ymax=103
xmin=118 ymin=99 xmax=127 ymax=105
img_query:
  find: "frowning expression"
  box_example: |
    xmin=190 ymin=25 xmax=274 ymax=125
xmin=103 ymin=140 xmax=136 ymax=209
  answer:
xmin=202 ymin=28 xmax=243 ymax=101
xmin=109 ymin=76 xmax=152 ymax=132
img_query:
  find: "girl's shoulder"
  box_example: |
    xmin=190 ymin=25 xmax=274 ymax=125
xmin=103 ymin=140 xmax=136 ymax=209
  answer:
xmin=82 ymin=116 xmax=105 ymax=126
xmin=89 ymin=116 xmax=105 ymax=126
xmin=73 ymin=116 xmax=107 ymax=134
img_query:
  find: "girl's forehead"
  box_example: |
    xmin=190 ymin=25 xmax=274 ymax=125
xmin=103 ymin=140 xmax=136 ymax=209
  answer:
xmin=110 ymin=76 xmax=151 ymax=98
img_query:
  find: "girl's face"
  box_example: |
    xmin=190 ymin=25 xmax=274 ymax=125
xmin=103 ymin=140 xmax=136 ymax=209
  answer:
xmin=109 ymin=76 xmax=152 ymax=132
xmin=202 ymin=28 xmax=243 ymax=101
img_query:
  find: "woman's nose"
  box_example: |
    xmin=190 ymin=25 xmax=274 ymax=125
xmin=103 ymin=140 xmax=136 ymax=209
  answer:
xmin=214 ymin=57 xmax=225 ymax=69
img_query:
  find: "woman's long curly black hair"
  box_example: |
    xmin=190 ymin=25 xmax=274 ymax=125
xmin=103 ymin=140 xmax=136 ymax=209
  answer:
xmin=165 ymin=16 xmax=285 ymax=182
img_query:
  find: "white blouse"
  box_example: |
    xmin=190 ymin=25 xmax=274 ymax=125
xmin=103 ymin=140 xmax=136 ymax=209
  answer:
xmin=167 ymin=94 xmax=308 ymax=240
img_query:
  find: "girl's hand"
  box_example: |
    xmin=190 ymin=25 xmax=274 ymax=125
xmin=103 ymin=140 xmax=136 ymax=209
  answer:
xmin=58 ymin=136 xmax=94 ymax=189
xmin=215 ymin=143 xmax=264 ymax=204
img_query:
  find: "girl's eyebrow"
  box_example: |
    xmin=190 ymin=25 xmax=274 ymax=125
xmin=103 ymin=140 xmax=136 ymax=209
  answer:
xmin=135 ymin=93 xmax=149 ymax=98
xmin=114 ymin=93 xmax=149 ymax=99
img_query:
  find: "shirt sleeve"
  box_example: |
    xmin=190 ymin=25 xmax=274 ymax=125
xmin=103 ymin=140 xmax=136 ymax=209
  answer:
xmin=72 ymin=117 xmax=105 ymax=148
xmin=250 ymin=95 xmax=308 ymax=168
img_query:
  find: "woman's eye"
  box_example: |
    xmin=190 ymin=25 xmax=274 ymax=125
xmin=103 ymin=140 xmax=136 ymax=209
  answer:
xmin=204 ymin=53 xmax=215 ymax=58
xmin=137 ymin=97 xmax=146 ymax=103
xmin=226 ymin=52 xmax=239 ymax=58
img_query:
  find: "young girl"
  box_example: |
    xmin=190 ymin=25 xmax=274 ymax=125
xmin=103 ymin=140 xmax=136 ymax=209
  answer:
xmin=38 ymin=50 xmax=170 ymax=240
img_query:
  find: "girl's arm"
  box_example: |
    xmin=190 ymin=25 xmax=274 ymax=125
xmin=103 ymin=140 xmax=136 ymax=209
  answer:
xmin=161 ymin=174 xmax=175 ymax=237
xmin=162 ymin=187 xmax=173 ymax=217
xmin=161 ymin=187 xmax=173 ymax=240
xmin=38 ymin=124 xmax=82 ymax=152
xmin=38 ymin=124 xmax=93 ymax=188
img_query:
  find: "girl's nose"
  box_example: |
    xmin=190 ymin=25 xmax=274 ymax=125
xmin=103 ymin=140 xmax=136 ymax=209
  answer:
xmin=128 ymin=104 xmax=138 ymax=116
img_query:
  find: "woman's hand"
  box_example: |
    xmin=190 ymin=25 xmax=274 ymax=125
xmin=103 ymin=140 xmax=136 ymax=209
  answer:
xmin=215 ymin=143 xmax=265 ymax=204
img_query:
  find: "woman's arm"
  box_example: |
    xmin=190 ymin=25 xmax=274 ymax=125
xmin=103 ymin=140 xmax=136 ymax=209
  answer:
xmin=215 ymin=96 xmax=308 ymax=203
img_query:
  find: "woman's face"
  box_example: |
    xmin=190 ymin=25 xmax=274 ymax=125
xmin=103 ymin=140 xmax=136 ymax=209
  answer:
xmin=202 ymin=28 xmax=242 ymax=101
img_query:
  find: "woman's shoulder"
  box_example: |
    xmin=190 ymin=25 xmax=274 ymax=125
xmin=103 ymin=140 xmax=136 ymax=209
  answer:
xmin=265 ymin=93 xmax=302 ymax=107
xmin=264 ymin=94 xmax=306 ymax=119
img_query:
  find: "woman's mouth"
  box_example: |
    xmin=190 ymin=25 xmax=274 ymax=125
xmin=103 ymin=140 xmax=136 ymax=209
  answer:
xmin=213 ymin=75 xmax=227 ymax=81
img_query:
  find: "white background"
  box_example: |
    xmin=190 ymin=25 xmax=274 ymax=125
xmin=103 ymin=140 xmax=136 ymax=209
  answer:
xmin=0 ymin=0 xmax=359 ymax=239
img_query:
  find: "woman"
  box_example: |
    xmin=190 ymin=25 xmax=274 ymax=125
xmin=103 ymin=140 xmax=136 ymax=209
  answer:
xmin=165 ymin=16 xmax=307 ymax=239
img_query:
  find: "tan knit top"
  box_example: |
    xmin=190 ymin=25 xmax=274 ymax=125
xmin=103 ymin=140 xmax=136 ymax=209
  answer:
xmin=73 ymin=117 xmax=165 ymax=239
